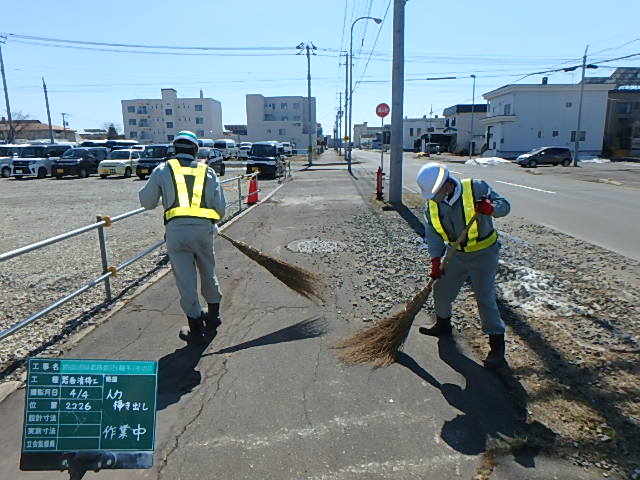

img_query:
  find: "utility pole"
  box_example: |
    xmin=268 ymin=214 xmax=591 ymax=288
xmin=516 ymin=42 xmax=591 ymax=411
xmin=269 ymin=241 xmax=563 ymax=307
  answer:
xmin=573 ymin=45 xmax=588 ymax=167
xmin=344 ymin=52 xmax=349 ymax=163
xmin=61 ymin=113 xmax=68 ymax=140
xmin=42 ymin=78 xmax=54 ymax=144
xmin=338 ymin=92 xmax=343 ymax=155
xmin=389 ymin=0 xmax=405 ymax=203
xmin=297 ymin=42 xmax=316 ymax=167
xmin=469 ymin=74 xmax=476 ymax=157
xmin=0 ymin=40 xmax=15 ymax=144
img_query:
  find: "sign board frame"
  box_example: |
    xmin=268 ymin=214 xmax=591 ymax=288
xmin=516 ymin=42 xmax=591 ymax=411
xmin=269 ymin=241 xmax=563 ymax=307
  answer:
xmin=20 ymin=358 xmax=158 ymax=474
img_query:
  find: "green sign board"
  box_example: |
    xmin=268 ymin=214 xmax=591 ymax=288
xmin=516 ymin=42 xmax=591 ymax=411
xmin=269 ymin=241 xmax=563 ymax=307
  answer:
xmin=20 ymin=358 xmax=157 ymax=472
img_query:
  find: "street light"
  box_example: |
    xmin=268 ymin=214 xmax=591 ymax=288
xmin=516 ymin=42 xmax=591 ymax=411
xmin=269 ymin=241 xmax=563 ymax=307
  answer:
xmin=347 ymin=16 xmax=382 ymax=173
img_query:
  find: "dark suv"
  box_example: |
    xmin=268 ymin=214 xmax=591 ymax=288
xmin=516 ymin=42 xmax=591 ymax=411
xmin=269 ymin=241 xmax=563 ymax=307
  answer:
xmin=516 ymin=147 xmax=573 ymax=167
xmin=136 ymin=144 xmax=174 ymax=179
xmin=246 ymin=141 xmax=286 ymax=179
xmin=52 ymin=147 xmax=108 ymax=178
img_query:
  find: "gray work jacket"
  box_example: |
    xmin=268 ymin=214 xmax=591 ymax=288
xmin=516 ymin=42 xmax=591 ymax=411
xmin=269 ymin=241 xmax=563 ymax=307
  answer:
xmin=423 ymin=178 xmax=510 ymax=259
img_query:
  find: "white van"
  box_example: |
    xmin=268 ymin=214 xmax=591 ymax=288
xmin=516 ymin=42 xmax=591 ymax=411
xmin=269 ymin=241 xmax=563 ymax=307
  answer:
xmin=213 ymin=139 xmax=238 ymax=160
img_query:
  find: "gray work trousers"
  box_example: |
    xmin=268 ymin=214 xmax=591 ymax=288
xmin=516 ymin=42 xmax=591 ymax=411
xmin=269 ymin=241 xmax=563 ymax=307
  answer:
xmin=432 ymin=241 xmax=505 ymax=335
xmin=165 ymin=222 xmax=222 ymax=319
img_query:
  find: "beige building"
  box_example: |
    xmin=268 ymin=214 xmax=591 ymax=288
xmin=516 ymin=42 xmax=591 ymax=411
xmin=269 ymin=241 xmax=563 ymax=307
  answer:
xmin=0 ymin=119 xmax=76 ymax=142
xmin=121 ymin=88 xmax=223 ymax=144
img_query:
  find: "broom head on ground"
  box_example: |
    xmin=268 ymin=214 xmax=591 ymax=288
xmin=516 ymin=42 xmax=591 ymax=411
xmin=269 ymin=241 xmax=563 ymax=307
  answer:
xmin=219 ymin=233 xmax=326 ymax=303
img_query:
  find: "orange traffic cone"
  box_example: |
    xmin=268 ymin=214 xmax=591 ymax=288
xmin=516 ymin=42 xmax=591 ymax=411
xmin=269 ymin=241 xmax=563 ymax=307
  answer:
xmin=247 ymin=176 xmax=259 ymax=205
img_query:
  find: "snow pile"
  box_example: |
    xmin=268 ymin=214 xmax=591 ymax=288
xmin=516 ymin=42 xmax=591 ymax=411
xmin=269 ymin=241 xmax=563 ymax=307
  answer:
xmin=580 ymin=156 xmax=610 ymax=163
xmin=497 ymin=260 xmax=592 ymax=317
xmin=465 ymin=157 xmax=511 ymax=166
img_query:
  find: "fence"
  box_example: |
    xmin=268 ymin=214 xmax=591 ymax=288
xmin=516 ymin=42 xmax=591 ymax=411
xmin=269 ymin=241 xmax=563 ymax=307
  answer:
xmin=0 ymin=172 xmax=263 ymax=342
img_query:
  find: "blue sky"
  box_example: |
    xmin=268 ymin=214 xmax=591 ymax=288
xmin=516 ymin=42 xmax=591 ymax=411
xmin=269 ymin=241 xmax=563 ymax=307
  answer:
xmin=2 ymin=0 xmax=640 ymax=135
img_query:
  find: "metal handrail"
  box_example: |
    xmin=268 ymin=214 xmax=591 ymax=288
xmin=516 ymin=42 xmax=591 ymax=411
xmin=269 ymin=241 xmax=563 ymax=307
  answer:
xmin=0 ymin=172 xmax=256 ymax=342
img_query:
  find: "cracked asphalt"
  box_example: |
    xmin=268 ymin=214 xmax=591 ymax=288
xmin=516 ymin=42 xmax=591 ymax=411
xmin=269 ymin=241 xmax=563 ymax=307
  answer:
xmin=0 ymin=152 xmax=616 ymax=479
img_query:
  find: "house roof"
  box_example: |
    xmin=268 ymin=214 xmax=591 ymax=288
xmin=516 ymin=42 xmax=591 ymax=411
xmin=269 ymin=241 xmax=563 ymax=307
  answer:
xmin=443 ymin=104 xmax=488 ymax=116
xmin=0 ymin=120 xmax=75 ymax=133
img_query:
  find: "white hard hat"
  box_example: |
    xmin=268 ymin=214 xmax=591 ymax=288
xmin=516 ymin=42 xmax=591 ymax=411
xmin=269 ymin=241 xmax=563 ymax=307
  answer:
xmin=416 ymin=162 xmax=449 ymax=199
xmin=173 ymin=130 xmax=199 ymax=152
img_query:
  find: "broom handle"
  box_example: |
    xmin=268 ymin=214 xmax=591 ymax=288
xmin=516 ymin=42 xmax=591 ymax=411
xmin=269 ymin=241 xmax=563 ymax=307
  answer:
xmin=410 ymin=212 xmax=480 ymax=308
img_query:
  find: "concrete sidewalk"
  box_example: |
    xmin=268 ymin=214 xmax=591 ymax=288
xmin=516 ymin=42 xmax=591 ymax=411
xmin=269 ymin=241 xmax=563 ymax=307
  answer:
xmin=0 ymin=151 xmax=614 ymax=479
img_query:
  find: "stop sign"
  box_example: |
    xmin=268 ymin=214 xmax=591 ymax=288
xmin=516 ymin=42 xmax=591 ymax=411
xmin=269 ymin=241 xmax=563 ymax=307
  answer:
xmin=376 ymin=103 xmax=390 ymax=118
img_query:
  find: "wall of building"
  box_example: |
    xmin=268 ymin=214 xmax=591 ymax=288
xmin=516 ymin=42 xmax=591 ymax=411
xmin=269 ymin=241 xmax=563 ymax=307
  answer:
xmin=122 ymin=89 xmax=223 ymax=144
xmin=403 ymin=117 xmax=446 ymax=151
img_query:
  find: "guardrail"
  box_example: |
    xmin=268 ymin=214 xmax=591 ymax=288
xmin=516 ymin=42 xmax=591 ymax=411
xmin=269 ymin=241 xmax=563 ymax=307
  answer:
xmin=0 ymin=172 xmax=261 ymax=342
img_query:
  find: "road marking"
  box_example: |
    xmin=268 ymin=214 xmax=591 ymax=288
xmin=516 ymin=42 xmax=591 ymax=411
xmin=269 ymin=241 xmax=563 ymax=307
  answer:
xmin=495 ymin=180 xmax=556 ymax=194
xmin=451 ymin=170 xmax=462 ymax=174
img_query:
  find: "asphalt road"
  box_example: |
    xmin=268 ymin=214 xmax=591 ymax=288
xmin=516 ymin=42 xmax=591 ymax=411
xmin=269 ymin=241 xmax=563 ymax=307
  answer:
xmin=352 ymin=150 xmax=640 ymax=261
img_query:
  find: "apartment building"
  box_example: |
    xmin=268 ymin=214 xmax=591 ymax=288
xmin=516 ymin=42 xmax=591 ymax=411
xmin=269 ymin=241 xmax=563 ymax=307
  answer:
xmin=442 ymin=104 xmax=488 ymax=154
xmin=121 ymin=88 xmax=223 ymax=144
xmin=245 ymin=94 xmax=316 ymax=149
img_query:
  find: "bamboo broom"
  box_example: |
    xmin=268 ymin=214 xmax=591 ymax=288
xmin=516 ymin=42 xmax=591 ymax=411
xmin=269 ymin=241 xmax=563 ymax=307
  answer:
xmin=333 ymin=213 xmax=479 ymax=367
xmin=218 ymin=232 xmax=326 ymax=303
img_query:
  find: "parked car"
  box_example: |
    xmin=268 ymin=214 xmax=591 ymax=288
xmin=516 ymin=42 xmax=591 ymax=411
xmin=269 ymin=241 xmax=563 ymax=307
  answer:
xmin=238 ymin=142 xmax=252 ymax=159
xmin=197 ymin=138 xmax=214 ymax=148
xmin=0 ymin=144 xmax=22 ymax=178
xmin=246 ymin=141 xmax=286 ymax=179
xmin=136 ymin=144 xmax=174 ymax=179
xmin=207 ymin=148 xmax=226 ymax=176
xmin=516 ymin=147 xmax=573 ymax=167
xmin=213 ymin=139 xmax=238 ymax=160
xmin=11 ymin=144 xmax=73 ymax=179
xmin=99 ymin=149 xmax=141 ymax=178
xmin=52 ymin=147 xmax=108 ymax=178
xmin=280 ymin=142 xmax=293 ymax=156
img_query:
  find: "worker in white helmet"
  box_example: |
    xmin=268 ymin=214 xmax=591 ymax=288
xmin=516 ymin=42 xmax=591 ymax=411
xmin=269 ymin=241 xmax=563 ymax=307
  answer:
xmin=139 ymin=130 xmax=226 ymax=344
xmin=416 ymin=162 xmax=510 ymax=369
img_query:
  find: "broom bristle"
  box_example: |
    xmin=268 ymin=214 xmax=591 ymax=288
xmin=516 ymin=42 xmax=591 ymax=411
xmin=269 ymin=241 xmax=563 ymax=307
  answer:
xmin=221 ymin=234 xmax=326 ymax=302
xmin=333 ymin=283 xmax=433 ymax=367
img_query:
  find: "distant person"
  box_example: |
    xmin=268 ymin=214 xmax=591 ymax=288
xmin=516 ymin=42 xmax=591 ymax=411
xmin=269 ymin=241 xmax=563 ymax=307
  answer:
xmin=416 ymin=162 xmax=511 ymax=369
xmin=139 ymin=131 xmax=226 ymax=344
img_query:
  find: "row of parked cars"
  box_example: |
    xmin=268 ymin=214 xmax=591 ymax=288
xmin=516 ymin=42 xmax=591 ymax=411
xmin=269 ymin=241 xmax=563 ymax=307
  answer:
xmin=0 ymin=138 xmax=293 ymax=181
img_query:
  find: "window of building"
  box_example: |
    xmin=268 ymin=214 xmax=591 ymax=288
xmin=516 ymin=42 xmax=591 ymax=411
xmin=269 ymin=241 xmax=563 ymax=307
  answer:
xmin=266 ymin=129 xmax=272 ymax=134
xmin=552 ymin=130 xmax=559 ymax=137
xmin=492 ymin=141 xmax=496 ymax=149
xmin=279 ymin=128 xmax=286 ymax=135
xmin=127 ymin=106 xmax=135 ymax=113
xmin=293 ymin=115 xmax=301 ymax=121
xmin=195 ymin=117 xmax=203 ymax=124
xmin=165 ymin=108 xmax=173 ymax=115
xmin=417 ymin=128 xmax=422 ymax=136
xmin=137 ymin=106 xmax=148 ymax=114
xmin=504 ymin=104 xmax=511 ymax=115
xmin=130 ymin=131 xmax=137 ymax=138
xmin=139 ymin=119 xmax=149 ymax=127
xmin=617 ymin=102 xmax=632 ymax=114
xmin=537 ymin=130 xmax=542 ymax=138
xmin=409 ymin=128 xmax=414 ymax=136
xmin=195 ymin=104 xmax=203 ymax=111
xmin=128 ymin=119 xmax=137 ymax=126
xmin=452 ymin=118 xmax=456 ymax=127
xmin=140 ymin=132 xmax=146 ymax=139
xmin=445 ymin=119 xmax=450 ymax=127
xmin=197 ymin=130 xmax=205 ymax=137
xmin=281 ymin=103 xmax=287 ymax=109
xmin=166 ymin=122 xmax=173 ymax=128
xmin=500 ymin=138 xmax=504 ymax=144
xmin=282 ymin=116 xmax=288 ymax=122
xmin=427 ymin=127 xmax=434 ymax=132
xmin=167 ymin=135 xmax=174 ymax=141
xmin=293 ymin=102 xmax=300 ymax=109
xmin=570 ymin=130 xmax=586 ymax=141
xmin=566 ymin=102 xmax=572 ymax=108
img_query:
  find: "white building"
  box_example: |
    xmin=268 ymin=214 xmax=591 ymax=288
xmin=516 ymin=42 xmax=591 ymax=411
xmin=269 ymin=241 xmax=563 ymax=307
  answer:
xmin=403 ymin=117 xmax=446 ymax=151
xmin=121 ymin=88 xmax=223 ymax=144
xmin=480 ymin=83 xmax=611 ymax=158
xmin=246 ymin=94 xmax=316 ymax=150
xmin=443 ymin=104 xmax=488 ymax=154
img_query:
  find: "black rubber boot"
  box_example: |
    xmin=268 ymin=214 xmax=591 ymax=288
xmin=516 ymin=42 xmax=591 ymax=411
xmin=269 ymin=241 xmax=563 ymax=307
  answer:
xmin=484 ymin=334 xmax=507 ymax=369
xmin=418 ymin=316 xmax=453 ymax=337
xmin=179 ymin=314 xmax=207 ymax=345
xmin=204 ymin=303 xmax=222 ymax=332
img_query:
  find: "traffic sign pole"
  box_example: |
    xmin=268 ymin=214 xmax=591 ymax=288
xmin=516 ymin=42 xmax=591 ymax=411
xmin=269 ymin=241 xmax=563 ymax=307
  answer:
xmin=375 ymin=103 xmax=390 ymax=172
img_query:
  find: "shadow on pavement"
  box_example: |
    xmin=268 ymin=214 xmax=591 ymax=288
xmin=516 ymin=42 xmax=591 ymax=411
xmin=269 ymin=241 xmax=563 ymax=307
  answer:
xmin=387 ymin=202 xmax=425 ymax=237
xmin=156 ymin=337 xmax=213 ymax=411
xmin=205 ymin=316 xmax=327 ymax=356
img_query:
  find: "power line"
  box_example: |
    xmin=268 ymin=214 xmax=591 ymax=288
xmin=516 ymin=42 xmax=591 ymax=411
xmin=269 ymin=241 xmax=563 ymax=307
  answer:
xmin=352 ymin=0 xmax=391 ymax=94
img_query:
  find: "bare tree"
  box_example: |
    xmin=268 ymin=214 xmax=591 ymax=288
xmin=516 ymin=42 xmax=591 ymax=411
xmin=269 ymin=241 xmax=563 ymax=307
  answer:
xmin=0 ymin=111 xmax=31 ymax=142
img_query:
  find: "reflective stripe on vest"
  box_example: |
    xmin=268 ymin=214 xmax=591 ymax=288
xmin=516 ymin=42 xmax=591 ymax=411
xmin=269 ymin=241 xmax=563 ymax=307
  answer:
xmin=428 ymin=178 xmax=497 ymax=252
xmin=164 ymin=159 xmax=221 ymax=223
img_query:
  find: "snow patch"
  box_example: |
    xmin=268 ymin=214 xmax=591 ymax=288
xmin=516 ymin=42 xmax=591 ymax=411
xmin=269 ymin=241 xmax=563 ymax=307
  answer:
xmin=465 ymin=157 xmax=511 ymax=166
xmin=580 ymin=156 xmax=610 ymax=163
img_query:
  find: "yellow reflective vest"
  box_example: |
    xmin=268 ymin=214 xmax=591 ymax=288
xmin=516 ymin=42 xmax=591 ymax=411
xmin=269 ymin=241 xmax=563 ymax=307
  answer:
xmin=164 ymin=159 xmax=221 ymax=223
xmin=428 ymin=178 xmax=497 ymax=252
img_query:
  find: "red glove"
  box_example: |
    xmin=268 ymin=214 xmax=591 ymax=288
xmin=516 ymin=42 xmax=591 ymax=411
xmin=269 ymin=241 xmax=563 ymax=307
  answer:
xmin=474 ymin=198 xmax=494 ymax=215
xmin=430 ymin=257 xmax=442 ymax=279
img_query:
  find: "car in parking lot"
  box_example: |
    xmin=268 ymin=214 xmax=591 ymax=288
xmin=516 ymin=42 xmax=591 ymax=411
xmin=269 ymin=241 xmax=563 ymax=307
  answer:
xmin=238 ymin=142 xmax=252 ymax=159
xmin=281 ymin=142 xmax=293 ymax=156
xmin=11 ymin=144 xmax=73 ymax=179
xmin=136 ymin=144 xmax=174 ymax=179
xmin=516 ymin=147 xmax=573 ymax=167
xmin=0 ymin=144 xmax=21 ymax=178
xmin=213 ymin=139 xmax=238 ymax=160
xmin=206 ymin=148 xmax=226 ymax=176
xmin=246 ymin=141 xmax=286 ymax=179
xmin=52 ymin=147 xmax=108 ymax=178
xmin=98 ymin=149 xmax=141 ymax=178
